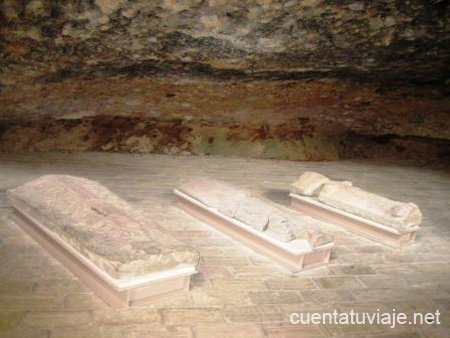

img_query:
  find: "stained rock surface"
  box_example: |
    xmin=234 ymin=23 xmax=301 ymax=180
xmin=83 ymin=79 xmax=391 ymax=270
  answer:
xmin=7 ymin=175 xmax=199 ymax=279
xmin=0 ymin=1 xmax=449 ymax=163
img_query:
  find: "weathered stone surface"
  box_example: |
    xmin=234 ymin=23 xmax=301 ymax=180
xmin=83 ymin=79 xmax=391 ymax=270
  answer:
xmin=1 ymin=1 xmax=448 ymax=89
xmin=261 ymin=322 xmax=325 ymax=338
xmin=318 ymin=181 xmax=423 ymax=230
xmin=179 ymin=178 xmax=332 ymax=244
xmin=316 ymin=276 xmax=365 ymax=290
xmin=211 ymin=279 xmax=265 ymax=291
xmin=0 ymin=311 xmax=26 ymax=332
xmin=290 ymin=171 xmax=330 ymax=196
xmin=265 ymin=278 xmax=317 ymax=290
xmin=266 ymin=212 xmax=296 ymax=242
xmin=95 ymin=307 xmax=161 ymax=324
xmin=248 ymin=291 xmax=303 ymax=305
xmin=0 ymin=1 xmax=449 ymax=163
xmin=292 ymin=171 xmax=423 ymax=230
xmin=194 ymin=323 xmax=262 ymax=338
xmin=266 ymin=212 xmax=333 ymax=247
xmin=23 ymin=311 xmax=93 ymax=327
xmin=178 ymin=177 xmax=249 ymax=210
xmin=234 ymin=198 xmax=271 ymax=232
xmin=162 ymin=308 xmax=222 ymax=324
xmin=223 ymin=306 xmax=284 ymax=322
xmin=8 ymin=175 xmax=199 ymax=279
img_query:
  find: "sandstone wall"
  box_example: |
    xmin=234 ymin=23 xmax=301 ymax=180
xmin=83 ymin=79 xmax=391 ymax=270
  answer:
xmin=1 ymin=0 xmax=449 ymax=162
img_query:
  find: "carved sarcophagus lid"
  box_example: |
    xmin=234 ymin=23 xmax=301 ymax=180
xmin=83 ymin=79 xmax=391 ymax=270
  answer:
xmin=175 ymin=177 xmax=334 ymax=272
xmin=289 ymin=172 xmax=422 ymax=247
xmin=318 ymin=181 xmax=422 ymax=231
xmin=7 ymin=175 xmax=199 ymax=309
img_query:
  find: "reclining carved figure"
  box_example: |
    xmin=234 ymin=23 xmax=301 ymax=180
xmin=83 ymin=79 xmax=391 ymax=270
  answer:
xmin=291 ymin=172 xmax=422 ymax=231
xmin=177 ymin=177 xmax=333 ymax=248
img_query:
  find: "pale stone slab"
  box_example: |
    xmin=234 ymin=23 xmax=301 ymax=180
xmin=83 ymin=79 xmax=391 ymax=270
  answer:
xmin=318 ymin=181 xmax=422 ymax=230
xmin=175 ymin=186 xmax=334 ymax=272
xmin=268 ymin=213 xmax=333 ymax=246
xmin=234 ymin=198 xmax=270 ymax=232
xmin=291 ymin=171 xmax=422 ymax=231
xmin=195 ymin=323 xmax=262 ymax=338
xmin=266 ymin=212 xmax=296 ymax=242
xmin=7 ymin=175 xmax=199 ymax=279
xmin=177 ymin=177 xmax=250 ymax=210
xmin=178 ymin=177 xmax=332 ymax=246
xmin=291 ymin=171 xmax=330 ymax=196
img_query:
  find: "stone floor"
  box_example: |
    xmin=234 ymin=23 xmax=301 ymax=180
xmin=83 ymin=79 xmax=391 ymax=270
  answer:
xmin=0 ymin=152 xmax=449 ymax=338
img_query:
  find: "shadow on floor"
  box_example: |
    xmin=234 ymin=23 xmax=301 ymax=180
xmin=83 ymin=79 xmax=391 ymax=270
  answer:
xmin=261 ymin=188 xmax=291 ymax=206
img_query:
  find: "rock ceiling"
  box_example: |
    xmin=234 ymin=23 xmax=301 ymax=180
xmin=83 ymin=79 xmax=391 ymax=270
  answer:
xmin=0 ymin=0 xmax=449 ymax=162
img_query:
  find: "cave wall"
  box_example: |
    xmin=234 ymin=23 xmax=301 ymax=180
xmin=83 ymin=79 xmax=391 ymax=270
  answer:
xmin=1 ymin=0 xmax=449 ymax=163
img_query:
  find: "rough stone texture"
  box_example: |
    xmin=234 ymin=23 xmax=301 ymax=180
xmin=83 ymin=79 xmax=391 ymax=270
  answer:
xmin=178 ymin=177 xmax=250 ymax=211
xmin=0 ymin=1 xmax=449 ymax=163
xmin=1 ymin=1 xmax=448 ymax=87
xmin=291 ymin=171 xmax=330 ymax=196
xmin=266 ymin=212 xmax=296 ymax=242
xmin=234 ymin=198 xmax=272 ymax=232
xmin=0 ymin=152 xmax=449 ymax=337
xmin=291 ymin=171 xmax=422 ymax=230
xmin=292 ymin=171 xmax=423 ymax=230
xmin=178 ymin=177 xmax=332 ymax=244
xmin=7 ymin=174 xmax=199 ymax=279
xmin=318 ymin=180 xmax=423 ymax=230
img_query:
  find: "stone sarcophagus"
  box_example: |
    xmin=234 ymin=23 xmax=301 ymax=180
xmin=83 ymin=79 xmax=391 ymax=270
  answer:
xmin=7 ymin=175 xmax=199 ymax=309
xmin=289 ymin=172 xmax=422 ymax=247
xmin=174 ymin=178 xmax=334 ymax=272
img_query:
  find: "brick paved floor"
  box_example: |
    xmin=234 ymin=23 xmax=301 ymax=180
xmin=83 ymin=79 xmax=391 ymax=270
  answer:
xmin=0 ymin=152 xmax=449 ymax=337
